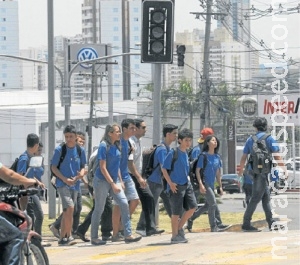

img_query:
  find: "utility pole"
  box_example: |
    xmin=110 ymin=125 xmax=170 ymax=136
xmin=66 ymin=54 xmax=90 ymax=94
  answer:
xmin=47 ymin=0 xmax=56 ymax=218
xmin=191 ymin=1 xmax=227 ymax=129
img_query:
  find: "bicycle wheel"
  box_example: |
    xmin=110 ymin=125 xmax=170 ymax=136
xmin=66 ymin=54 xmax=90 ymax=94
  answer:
xmin=22 ymin=237 xmax=49 ymax=265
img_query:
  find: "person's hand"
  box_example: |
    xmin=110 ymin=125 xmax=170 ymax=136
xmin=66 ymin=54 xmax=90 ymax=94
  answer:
xmin=169 ymin=182 xmax=177 ymax=193
xmin=138 ymin=177 xmax=147 ymax=189
xmin=111 ymin=182 xmax=121 ymax=194
xmin=199 ymin=184 xmax=206 ymax=194
xmin=35 ymin=178 xmax=46 ymax=189
xmin=65 ymin=178 xmax=76 ymax=186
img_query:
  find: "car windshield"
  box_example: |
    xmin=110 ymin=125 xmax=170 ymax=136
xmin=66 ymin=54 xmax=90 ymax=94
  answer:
xmin=222 ymin=175 xmax=238 ymax=179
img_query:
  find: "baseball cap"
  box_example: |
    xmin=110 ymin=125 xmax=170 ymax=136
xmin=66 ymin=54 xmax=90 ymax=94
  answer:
xmin=197 ymin=127 xmax=214 ymax=143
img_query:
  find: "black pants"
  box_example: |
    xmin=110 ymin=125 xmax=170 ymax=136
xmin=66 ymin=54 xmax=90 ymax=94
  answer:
xmin=76 ymin=187 xmax=112 ymax=237
xmin=131 ymin=175 xmax=156 ymax=232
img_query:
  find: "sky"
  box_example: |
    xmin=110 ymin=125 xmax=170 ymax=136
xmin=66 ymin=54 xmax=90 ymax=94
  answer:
xmin=18 ymin=0 xmax=300 ymax=63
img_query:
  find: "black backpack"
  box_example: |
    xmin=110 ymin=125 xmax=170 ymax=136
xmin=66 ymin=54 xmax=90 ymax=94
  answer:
xmin=141 ymin=144 xmax=164 ymax=179
xmin=189 ymin=152 xmax=208 ymax=189
xmin=247 ymin=134 xmax=272 ymax=176
xmin=50 ymin=143 xmax=82 ymax=188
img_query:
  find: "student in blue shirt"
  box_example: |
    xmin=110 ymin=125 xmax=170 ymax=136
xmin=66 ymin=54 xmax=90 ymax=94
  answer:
xmin=51 ymin=125 xmax=86 ymax=246
xmin=238 ymin=117 xmax=286 ymax=232
xmin=195 ymin=135 xmax=226 ymax=232
xmin=90 ymin=124 xmax=142 ymax=245
xmin=162 ymin=128 xmax=198 ymax=244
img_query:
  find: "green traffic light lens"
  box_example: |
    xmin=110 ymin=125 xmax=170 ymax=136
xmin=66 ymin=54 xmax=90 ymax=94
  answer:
xmin=150 ymin=41 xmax=164 ymax=54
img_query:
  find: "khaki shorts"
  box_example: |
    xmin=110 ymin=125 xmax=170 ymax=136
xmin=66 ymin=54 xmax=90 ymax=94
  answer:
xmin=57 ymin=186 xmax=78 ymax=210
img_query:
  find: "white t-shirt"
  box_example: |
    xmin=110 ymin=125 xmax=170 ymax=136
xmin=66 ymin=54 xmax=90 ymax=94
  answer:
xmin=128 ymin=136 xmax=142 ymax=173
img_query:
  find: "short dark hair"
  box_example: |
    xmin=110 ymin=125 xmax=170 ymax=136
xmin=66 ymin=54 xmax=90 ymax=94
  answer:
xmin=253 ymin=117 xmax=268 ymax=132
xmin=121 ymin=118 xmax=135 ymax=130
xmin=27 ymin=133 xmax=39 ymax=148
xmin=38 ymin=142 xmax=43 ymax=148
xmin=163 ymin=124 xmax=178 ymax=137
xmin=77 ymin=131 xmax=85 ymax=137
xmin=202 ymin=135 xmax=220 ymax=154
xmin=133 ymin=118 xmax=144 ymax=128
xmin=178 ymin=128 xmax=193 ymax=140
xmin=63 ymin=125 xmax=76 ymax=134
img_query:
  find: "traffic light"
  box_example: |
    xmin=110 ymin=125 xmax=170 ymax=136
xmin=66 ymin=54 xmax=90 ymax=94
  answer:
xmin=177 ymin=45 xmax=186 ymax=67
xmin=141 ymin=0 xmax=174 ymax=63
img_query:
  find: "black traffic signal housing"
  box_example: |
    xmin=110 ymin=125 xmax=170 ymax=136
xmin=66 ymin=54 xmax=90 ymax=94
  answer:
xmin=177 ymin=45 xmax=186 ymax=67
xmin=141 ymin=0 xmax=174 ymax=63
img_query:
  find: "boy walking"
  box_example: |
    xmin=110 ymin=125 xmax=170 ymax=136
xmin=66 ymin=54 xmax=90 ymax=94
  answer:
xmin=162 ymin=128 xmax=198 ymax=244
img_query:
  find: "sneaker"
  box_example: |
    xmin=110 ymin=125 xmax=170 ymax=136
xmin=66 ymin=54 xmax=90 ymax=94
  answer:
xmin=136 ymin=229 xmax=146 ymax=237
xmin=146 ymin=229 xmax=164 ymax=236
xmin=124 ymin=235 xmax=142 ymax=243
xmin=68 ymin=236 xmax=75 ymax=242
xmin=187 ymin=219 xmax=193 ymax=232
xmin=102 ymin=235 xmax=112 ymax=241
xmin=269 ymin=222 xmax=285 ymax=231
xmin=242 ymin=224 xmax=261 ymax=232
xmin=76 ymin=231 xmax=90 ymax=242
xmin=41 ymin=241 xmax=51 ymax=247
xmin=112 ymin=233 xmax=125 ymax=242
xmin=218 ymin=224 xmax=231 ymax=230
xmin=49 ymin=224 xmax=60 ymax=239
xmin=171 ymin=235 xmax=188 ymax=244
xmin=91 ymin=238 xmax=107 ymax=246
xmin=243 ymin=200 xmax=246 ymax=208
xmin=211 ymin=226 xmax=226 ymax=232
xmin=58 ymin=237 xmax=77 ymax=246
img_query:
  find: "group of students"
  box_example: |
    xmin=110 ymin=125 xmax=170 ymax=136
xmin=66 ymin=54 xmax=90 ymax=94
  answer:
xmin=48 ymin=118 xmax=232 ymax=246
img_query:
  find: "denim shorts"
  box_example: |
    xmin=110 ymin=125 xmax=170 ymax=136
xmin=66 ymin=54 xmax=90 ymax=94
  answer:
xmin=57 ymin=186 xmax=78 ymax=210
xmin=113 ymin=177 xmax=139 ymax=205
xmin=169 ymin=182 xmax=197 ymax=216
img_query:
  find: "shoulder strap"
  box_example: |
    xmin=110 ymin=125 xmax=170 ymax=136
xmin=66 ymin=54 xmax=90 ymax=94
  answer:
xmin=199 ymin=152 xmax=208 ymax=170
xmin=169 ymin=148 xmax=178 ymax=173
xmin=57 ymin=143 xmax=66 ymax=169
xmin=251 ymin=135 xmax=258 ymax=142
xmin=76 ymin=144 xmax=82 ymax=157
xmin=260 ymin=133 xmax=270 ymax=141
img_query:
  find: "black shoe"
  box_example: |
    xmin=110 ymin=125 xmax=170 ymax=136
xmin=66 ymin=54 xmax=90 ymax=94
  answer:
xmin=218 ymin=224 xmax=231 ymax=230
xmin=102 ymin=235 xmax=112 ymax=241
xmin=187 ymin=219 xmax=193 ymax=232
xmin=125 ymin=236 xmax=142 ymax=243
xmin=146 ymin=229 xmax=165 ymax=236
xmin=242 ymin=224 xmax=261 ymax=232
xmin=76 ymin=231 xmax=90 ymax=242
xmin=91 ymin=239 xmax=107 ymax=246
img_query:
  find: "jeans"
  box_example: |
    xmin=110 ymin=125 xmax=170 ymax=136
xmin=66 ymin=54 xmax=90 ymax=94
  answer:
xmin=243 ymin=174 xmax=274 ymax=227
xmin=91 ymin=178 xmax=132 ymax=240
xmin=132 ymin=176 xmax=156 ymax=232
xmin=0 ymin=215 xmax=24 ymax=265
xmin=243 ymin=183 xmax=253 ymax=205
xmin=77 ymin=195 xmax=112 ymax=237
xmin=26 ymin=194 xmax=44 ymax=235
xmin=72 ymin=191 xmax=82 ymax=232
xmin=204 ymin=185 xmax=222 ymax=229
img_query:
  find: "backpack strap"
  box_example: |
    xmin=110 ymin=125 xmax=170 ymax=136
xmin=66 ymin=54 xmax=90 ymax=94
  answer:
xmin=169 ymin=148 xmax=178 ymax=173
xmin=57 ymin=143 xmax=82 ymax=169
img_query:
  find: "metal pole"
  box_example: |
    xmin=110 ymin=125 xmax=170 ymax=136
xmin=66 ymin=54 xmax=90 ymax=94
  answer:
xmin=88 ymin=64 xmax=96 ymax=160
xmin=47 ymin=0 xmax=56 ymax=218
xmin=200 ymin=0 xmax=212 ymax=129
xmin=107 ymin=47 xmax=113 ymax=124
xmin=152 ymin=64 xmax=162 ymax=144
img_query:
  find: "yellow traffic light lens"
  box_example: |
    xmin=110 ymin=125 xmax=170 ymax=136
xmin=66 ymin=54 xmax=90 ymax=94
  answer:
xmin=151 ymin=26 xmax=164 ymax=39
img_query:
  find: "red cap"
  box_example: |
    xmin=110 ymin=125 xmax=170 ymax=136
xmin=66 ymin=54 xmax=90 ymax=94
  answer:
xmin=198 ymin=127 xmax=214 ymax=143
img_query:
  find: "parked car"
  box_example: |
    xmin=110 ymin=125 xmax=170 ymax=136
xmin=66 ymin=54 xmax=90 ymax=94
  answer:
xmin=285 ymin=157 xmax=300 ymax=170
xmin=221 ymin=174 xmax=241 ymax=194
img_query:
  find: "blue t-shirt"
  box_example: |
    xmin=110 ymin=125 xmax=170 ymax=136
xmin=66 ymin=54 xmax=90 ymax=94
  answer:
xmin=162 ymin=148 xmax=189 ymax=185
xmin=243 ymin=132 xmax=279 ymax=158
xmin=270 ymin=168 xmax=279 ymax=181
xmin=32 ymin=166 xmax=44 ymax=182
xmin=147 ymin=143 xmax=168 ymax=184
xmin=17 ymin=151 xmax=34 ymax=178
xmin=190 ymin=144 xmax=202 ymax=160
xmin=120 ymin=137 xmax=131 ymax=181
xmin=95 ymin=141 xmax=121 ymax=182
xmin=51 ymin=144 xmax=86 ymax=189
xmin=196 ymin=152 xmax=222 ymax=189
xmin=243 ymin=164 xmax=253 ymax=185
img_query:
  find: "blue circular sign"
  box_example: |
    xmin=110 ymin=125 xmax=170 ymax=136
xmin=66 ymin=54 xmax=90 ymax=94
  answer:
xmin=77 ymin=47 xmax=98 ymax=69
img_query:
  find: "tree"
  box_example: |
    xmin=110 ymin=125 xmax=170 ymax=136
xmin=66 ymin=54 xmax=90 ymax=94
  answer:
xmin=162 ymin=78 xmax=201 ymax=130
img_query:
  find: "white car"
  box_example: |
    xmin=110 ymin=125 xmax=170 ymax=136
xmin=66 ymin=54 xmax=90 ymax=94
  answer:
xmin=285 ymin=157 xmax=300 ymax=170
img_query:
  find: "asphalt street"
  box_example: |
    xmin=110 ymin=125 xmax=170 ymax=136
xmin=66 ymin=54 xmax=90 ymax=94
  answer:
xmin=43 ymin=191 xmax=300 ymax=265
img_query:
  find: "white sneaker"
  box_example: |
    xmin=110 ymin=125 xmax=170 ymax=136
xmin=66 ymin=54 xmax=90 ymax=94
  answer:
xmin=135 ymin=229 xmax=146 ymax=237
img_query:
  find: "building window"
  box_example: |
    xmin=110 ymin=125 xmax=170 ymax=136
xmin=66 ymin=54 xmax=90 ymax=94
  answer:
xmin=1 ymin=27 xmax=5 ymax=32
xmin=133 ymin=36 xmax=139 ymax=41
xmin=113 ymin=26 xmax=118 ymax=31
xmin=133 ymin=8 xmax=138 ymax=13
xmin=113 ymin=36 xmax=119 ymax=41
xmin=114 ymin=74 xmax=120 ymax=78
xmin=134 ymin=64 xmax=139 ymax=69
xmin=1 ymin=18 xmax=6 ymax=22
xmin=2 ymin=83 xmax=5 ymax=87
xmin=133 ymin=17 xmax=139 ymax=22
xmin=2 ymin=64 xmax=7 ymax=69
xmin=113 ymin=8 xmax=118 ymax=12
xmin=133 ymin=26 xmax=139 ymax=31
xmin=113 ymin=17 xmax=118 ymax=22
xmin=1 ymin=8 xmax=6 ymax=13
xmin=2 ymin=73 xmax=6 ymax=78
xmin=1 ymin=46 xmax=6 ymax=50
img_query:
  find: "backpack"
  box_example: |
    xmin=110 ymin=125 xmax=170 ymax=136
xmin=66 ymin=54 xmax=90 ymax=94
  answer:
xmin=141 ymin=144 xmax=164 ymax=179
xmin=10 ymin=157 xmax=20 ymax=172
xmin=247 ymin=134 xmax=272 ymax=176
xmin=86 ymin=142 xmax=111 ymax=187
xmin=50 ymin=143 xmax=82 ymax=188
xmin=189 ymin=153 xmax=208 ymax=189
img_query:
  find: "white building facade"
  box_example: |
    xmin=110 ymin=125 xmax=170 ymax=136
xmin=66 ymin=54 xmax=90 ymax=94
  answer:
xmin=0 ymin=0 xmax=21 ymax=90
